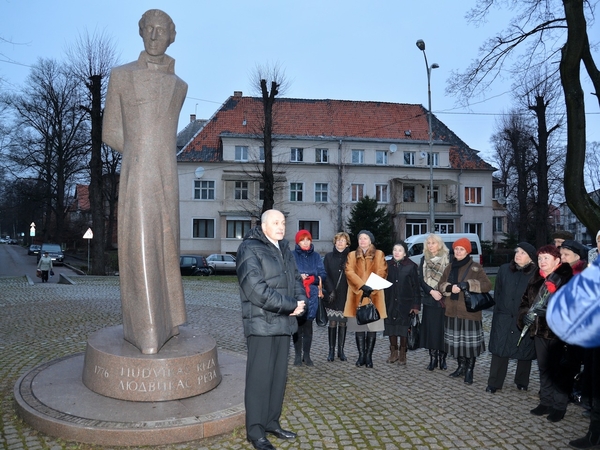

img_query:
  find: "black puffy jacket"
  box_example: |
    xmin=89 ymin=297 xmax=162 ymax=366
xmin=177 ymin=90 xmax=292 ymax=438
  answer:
xmin=236 ymin=226 xmax=307 ymax=338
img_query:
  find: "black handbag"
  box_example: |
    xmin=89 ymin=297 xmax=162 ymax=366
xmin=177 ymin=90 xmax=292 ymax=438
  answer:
xmin=356 ymin=297 xmax=380 ymax=325
xmin=464 ymin=291 xmax=495 ymax=312
xmin=315 ymin=277 xmax=328 ymax=327
xmin=407 ymin=312 xmax=420 ymax=350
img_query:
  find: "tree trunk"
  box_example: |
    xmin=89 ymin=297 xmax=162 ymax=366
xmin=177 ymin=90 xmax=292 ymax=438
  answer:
xmin=88 ymin=74 xmax=106 ymax=274
xmin=560 ymin=0 xmax=600 ymax=235
xmin=530 ymin=95 xmax=551 ymax=248
xmin=260 ymin=79 xmax=278 ymax=214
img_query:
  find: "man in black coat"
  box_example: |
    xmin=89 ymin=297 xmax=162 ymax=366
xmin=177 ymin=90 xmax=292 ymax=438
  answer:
xmin=236 ymin=209 xmax=306 ymax=450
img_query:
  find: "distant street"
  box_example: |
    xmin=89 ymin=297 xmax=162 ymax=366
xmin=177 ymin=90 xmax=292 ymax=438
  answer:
xmin=0 ymin=244 xmax=79 ymax=281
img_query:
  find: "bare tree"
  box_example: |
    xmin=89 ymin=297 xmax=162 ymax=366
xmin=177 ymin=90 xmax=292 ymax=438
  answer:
xmin=5 ymin=58 xmax=89 ymax=242
xmin=447 ymin=0 xmax=600 ymax=234
xmin=67 ymin=30 xmax=118 ymax=274
xmin=249 ymin=62 xmax=290 ymax=214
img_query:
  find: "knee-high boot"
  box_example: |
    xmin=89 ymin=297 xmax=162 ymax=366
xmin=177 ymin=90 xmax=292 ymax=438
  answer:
xmin=303 ymin=322 xmax=314 ymax=366
xmin=449 ymin=356 xmax=466 ymax=378
xmin=337 ymin=325 xmax=347 ymax=361
xmin=464 ymin=357 xmax=476 ymax=384
xmin=293 ymin=328 xmax=303 ymax=366
xmin=427 ymin=349 xmax=438 ymax=371
xmin=439 ymin=351 xmax=448 ymax=370
xmin=355 ymin=332 xmax=366 ymax=367
xmin=365 ymin=332 xmax=377 ymax=368
xmin=398 ymin=336 xmax=407 ymax=365
xmin=327 ymin=326 xmax=337 ymax=362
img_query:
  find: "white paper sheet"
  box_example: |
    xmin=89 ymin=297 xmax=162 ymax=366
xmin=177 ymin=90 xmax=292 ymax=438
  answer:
xmin=365 ymin=272 xmax=392 ymax=290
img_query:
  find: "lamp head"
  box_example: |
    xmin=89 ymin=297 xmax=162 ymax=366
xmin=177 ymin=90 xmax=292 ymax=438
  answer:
xmin=416 ymin=39 xmax=425 ymax=51
xmin=432 ymin=63 xmax=439 ymax=69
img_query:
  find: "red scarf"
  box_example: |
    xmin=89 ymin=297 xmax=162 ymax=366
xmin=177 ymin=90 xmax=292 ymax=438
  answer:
xmin=302 ymin=275 xmax=315 ymax=297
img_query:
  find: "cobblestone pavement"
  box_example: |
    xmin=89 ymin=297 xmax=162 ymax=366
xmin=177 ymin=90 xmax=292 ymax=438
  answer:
xmin=0 ymin=275 xmax=589 ymax=450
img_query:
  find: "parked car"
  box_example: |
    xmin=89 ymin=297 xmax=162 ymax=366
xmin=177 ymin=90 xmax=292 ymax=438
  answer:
xmin=28 ymin=244 xmax=41 ymax=256
xmin=404 ymin=233 xmax=483 ymax=265
xmin=206 ymin=254 xmax=237 ymax=275
xmin=36 ymin=243 xmax=65 ymax=265
xmin=180 ymin=255 xmax=210 ymax=276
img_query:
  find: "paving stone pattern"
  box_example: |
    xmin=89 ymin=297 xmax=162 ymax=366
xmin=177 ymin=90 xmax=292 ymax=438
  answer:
xmin=0 ymin=276 xmax=589 ymax=449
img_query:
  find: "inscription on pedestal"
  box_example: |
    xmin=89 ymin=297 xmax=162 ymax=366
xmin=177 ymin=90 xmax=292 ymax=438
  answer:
xmin=82 ymin=325 xmax=222 ymax=402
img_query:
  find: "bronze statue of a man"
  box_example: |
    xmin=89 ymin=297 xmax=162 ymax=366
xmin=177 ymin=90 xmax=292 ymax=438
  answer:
xmin=102 ymin=9 xmax=188 ymax=354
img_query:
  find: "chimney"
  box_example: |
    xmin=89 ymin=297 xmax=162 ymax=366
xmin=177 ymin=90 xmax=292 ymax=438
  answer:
xmin=233 ymin=91 xmax=243 ymax=98
xmin=190 ymin=114 xmax=196 ymax=122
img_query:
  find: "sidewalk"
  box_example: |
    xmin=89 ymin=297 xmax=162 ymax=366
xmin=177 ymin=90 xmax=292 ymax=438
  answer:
xmin=0 ymin=276 xmax=589 ymax=449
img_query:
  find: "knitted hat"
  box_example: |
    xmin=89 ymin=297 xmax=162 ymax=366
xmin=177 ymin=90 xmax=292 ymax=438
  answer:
xmin=295 ymin=230 xmax=312 ymax=244
xmin=452 ymin=237 xmax=472 ymax=254
xmin=393 ymin=241 xmax=409 ymax=255
xmin=561 ymin=240 xmax=585 ymax=259
xmin=517 ymin=242 xmax=537 ymax=262
xmin=357 ymin=230 xmax=375 ymax=244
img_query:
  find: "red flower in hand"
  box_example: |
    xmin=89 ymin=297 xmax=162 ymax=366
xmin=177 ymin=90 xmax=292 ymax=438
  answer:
xmin=545 ymin=280 xmax=557 ymax=294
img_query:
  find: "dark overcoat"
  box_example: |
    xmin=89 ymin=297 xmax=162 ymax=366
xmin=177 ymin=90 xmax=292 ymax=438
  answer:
xmin=323 ymin=247 xmax=350 ymax=312
xmin=384 ymin=258 xmax=421 ymax=326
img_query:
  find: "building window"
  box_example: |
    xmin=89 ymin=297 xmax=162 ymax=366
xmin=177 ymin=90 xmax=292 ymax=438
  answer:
xmin=316 ymin=148 xmax=328 ymax=163
xmin=375 ymin=184 xmax=388 ymax=203
xmin=315 ymin=183 xmax=328 ymax=202
xmin=351 ymin=183 xmax=364 ymax=202
xmin=192 ymin=219 xmax=215 ymax=238
xmin=376 ymin=150 xmax=388 ymax=165
xmin=259 ymin=147 xmax=265 ymax=162
xmin=299 ymin=221 xmax=320 ymax=240
xmin=404 ymin=152 xmax=415 ymax=165
xmin=291 ymin=147 xmax=304 ymax=162
xmin=427 ymin=152 xmax=439 ymax=167
xmin=464 ymin=187 xmax=483 ymax=205
xmin=464 ymin=222 xmax=483 ymax=237
xmin=226 ymin=220 xmax=251 ymax=239
xmin=427 ymin=186 xmax=439 ymax=203
xmin=194 ymin=180 xmax=215 ymax=200
xmin=351 ymin=150 xmax=364 ymax=164
xmin=234 ymin=181 xmax=248 ymax=200
xmin=235 ymin=145 xmax=248 ymax=162
xmin=493 ymin=217 xmax=504 ymax=233
xmin=259 ymin=182 xmax=265 ymax=200
xmin=436 ymin=220 xmax=455 ymax=234
xmin=403 ymin=186 xmax=415 ymax=202
xmin=406 ymin=220 xmax=427 ymax=239
xmin=290 ymin=182 xmax=304 ymax=202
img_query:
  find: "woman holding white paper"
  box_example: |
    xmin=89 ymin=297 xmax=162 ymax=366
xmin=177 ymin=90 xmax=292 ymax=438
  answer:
xmin=343 ymin=230 xmax=388 ymax=368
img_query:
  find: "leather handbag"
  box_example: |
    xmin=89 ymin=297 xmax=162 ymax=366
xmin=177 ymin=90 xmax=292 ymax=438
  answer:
xmin=356 ymin=297 xmax=380 ymax=325
xmin=315 ymin=277 xmax=328 ymax=327
xmin=407 ymin=312 xmax=420 ymax=350
xmin=464 ymin=291 xmax=495 ymax=312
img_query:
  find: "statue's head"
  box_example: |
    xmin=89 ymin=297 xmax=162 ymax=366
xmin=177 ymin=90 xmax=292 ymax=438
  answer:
xmin=139 ymin=9 xmax=176 ymax=57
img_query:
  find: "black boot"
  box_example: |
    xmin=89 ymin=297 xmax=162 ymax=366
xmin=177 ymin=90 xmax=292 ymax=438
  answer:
xmin=439 ymin=351 xmax=448 ymax=370
xmin=464 ymin=357 xmax=475 ymax=384
xmin=327 ymin=326 xmax=336 ymax=362
xmin=338 ymin=325 xmax=347 ymax=361
xmin=293 ymin=330 xmax=302 ymax=366
xmin=569 ymin=431 xmax=600 ymax=449
xmin=427 ymin=349 xmax=438 ymax=371
xmin=365 ymin=332 xmax=377 ymax=368
xmin=449 ymin=356 xmax=466 ymax=378
xmin=355 ymin=332 xmax=366 ymax=367
xmin=302 ymin=322 xmax=314 ymax=366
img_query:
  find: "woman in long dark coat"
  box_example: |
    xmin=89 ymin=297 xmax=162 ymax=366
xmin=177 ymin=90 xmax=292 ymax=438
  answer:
xmin=384 ymin=241 xmax=421 ymax=365
xmin=418 ymin=233 xmax=450 ymax=371
xmin=486 ymin=243 xmax=537 ymax=393
xmin=323 ymin=232 xmax=351 ymax=361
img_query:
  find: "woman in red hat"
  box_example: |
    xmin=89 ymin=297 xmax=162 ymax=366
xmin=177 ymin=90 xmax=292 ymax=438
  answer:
xmin=438 ymin=237 xmax=492 ymax=385
xmin=292 ymin=229 xmax=327 ymax=366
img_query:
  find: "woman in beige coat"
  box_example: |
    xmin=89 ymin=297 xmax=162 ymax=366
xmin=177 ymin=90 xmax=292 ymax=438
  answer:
xmin=344 ymin=230 xmax=388 ymax=368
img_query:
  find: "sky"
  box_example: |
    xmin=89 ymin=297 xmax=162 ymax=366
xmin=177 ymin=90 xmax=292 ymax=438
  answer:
xmin=1 ymin=0 xmax=599 ymax=164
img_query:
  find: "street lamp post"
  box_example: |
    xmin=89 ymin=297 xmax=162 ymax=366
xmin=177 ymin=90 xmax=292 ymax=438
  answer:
xmin=416 ymin=39 xmax=439 ymax=233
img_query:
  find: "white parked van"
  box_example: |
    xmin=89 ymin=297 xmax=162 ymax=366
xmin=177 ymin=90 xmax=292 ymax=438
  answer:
xmin=404 ymin=233 xmax=483 ymax=265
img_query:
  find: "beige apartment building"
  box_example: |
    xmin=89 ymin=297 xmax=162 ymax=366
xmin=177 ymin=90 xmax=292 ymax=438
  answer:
xmin=177 ymin=92 xmax=505 ymax=256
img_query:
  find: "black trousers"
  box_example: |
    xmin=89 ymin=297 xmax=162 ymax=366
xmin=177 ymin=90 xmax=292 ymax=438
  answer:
xmin=535 ymin=336 xmax=569 ymax=410
xmin=487 ymin=354 xmax=532 ymax=389
xmin=245 ymin=335 xmax=291 ymax=440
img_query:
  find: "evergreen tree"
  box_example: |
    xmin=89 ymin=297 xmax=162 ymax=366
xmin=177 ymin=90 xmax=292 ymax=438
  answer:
xmin=346 ymin=196 xmax=394 ymax=255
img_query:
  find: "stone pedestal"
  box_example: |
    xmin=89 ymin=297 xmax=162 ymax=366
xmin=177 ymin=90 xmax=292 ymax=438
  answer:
xmin=82 ymin=325 xmax=220 ymax=401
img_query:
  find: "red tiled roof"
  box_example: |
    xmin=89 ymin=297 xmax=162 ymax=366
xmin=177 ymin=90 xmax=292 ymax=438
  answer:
xmin=179 ymin=96 xmax=494 ymax=170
